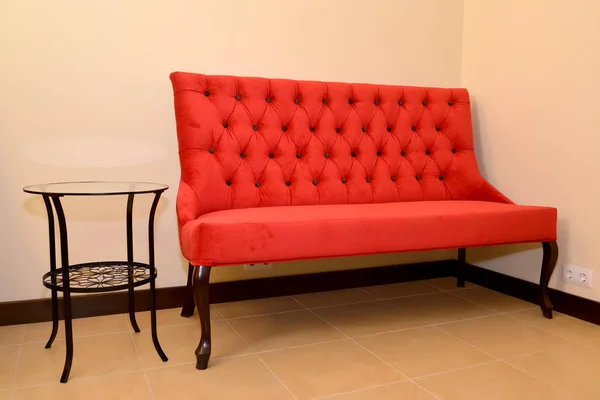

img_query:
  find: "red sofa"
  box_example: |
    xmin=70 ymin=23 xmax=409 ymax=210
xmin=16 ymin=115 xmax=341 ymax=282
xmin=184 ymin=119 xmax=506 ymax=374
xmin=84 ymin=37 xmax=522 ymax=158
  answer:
xmin=169 ymin=72 xmax=558 ymax=370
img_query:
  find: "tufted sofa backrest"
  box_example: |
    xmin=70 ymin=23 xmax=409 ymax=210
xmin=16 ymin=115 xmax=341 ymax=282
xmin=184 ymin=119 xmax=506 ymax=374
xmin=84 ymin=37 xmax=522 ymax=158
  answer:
xmin=170 ymin=72 xmax=492 ymax=227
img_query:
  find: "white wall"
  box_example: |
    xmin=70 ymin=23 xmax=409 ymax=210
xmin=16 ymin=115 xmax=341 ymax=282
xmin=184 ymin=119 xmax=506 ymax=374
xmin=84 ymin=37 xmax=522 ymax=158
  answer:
xmin=461 ymin=0 xmax=600 ymax=300
xmin=0 ymin=0 xmax=464 ymax=302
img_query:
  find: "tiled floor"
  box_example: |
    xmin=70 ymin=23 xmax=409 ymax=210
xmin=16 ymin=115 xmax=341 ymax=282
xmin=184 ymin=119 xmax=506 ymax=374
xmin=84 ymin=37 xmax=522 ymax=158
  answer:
xmin=2 ymin=277 xmax=600 ymax=399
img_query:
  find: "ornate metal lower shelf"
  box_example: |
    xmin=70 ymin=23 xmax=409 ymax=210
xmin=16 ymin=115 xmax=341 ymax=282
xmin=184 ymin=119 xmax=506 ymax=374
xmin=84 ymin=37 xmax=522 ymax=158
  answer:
xmin=42 ymin=261 xmax=156 ymax=293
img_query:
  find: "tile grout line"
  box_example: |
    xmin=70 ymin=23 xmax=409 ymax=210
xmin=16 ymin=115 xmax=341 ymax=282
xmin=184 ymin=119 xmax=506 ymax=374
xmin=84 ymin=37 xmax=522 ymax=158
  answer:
xmin=221 ymin=318 xmax=299 ymax=400
xmin=313 ymin=380 xmax=410 ymax=400
xmin=292 ymin=297 xmax=445 ymax=400
xmin=128 ymin=330 xmax=157 ymax=400
xmin=7 ymin=328 xmax=25 ymax=400
xmin=497 ymin=359 xmax=580 ymax=399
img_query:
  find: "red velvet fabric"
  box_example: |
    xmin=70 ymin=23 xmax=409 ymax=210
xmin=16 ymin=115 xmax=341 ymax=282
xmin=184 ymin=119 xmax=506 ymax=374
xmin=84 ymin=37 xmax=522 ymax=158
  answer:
xmin=170 ymin=72 xmax=557 ymax=266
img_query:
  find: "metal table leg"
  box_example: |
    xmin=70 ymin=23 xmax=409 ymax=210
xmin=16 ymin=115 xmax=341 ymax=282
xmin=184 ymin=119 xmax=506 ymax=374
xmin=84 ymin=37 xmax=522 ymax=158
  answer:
xmin=149 ymin=192 xmax=168 ymax=362
xmin=42 ymin=195 xmax=59 ymax=349
xmin=126 ymin=194 xmax=140 ymax=333
xmin=52 ymin=196 xmax=73 ymax=384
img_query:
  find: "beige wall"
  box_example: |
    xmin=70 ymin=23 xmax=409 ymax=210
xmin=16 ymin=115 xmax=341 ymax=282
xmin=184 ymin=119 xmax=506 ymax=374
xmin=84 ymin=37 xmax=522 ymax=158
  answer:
xmin=0 ymin=0 xmax=464 ymax=302
xmin=461 ymin=0 xmax=600 ymax=300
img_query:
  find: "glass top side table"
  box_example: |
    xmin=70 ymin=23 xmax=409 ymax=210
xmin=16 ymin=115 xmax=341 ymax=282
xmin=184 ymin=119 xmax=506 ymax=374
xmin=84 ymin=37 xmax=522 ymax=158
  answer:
xmin=23 ymin=181 xmax=169 ymax=383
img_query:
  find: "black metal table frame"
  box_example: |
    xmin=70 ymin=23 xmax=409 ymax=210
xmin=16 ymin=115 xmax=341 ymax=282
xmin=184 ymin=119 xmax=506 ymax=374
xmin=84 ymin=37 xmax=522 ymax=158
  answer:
xmin=38 ymin=190 xmax=168 ymax=383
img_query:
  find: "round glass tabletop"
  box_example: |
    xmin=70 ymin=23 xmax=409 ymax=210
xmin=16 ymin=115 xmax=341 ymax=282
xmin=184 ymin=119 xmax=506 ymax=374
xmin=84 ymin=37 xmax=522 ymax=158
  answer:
xmin=23 ymin=181 xmax=169 ymax=196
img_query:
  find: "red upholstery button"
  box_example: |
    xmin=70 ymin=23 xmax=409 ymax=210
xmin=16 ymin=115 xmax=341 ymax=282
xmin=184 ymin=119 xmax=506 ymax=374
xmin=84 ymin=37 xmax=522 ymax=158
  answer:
xmin=336 ymin=128 xmax=341 ymax=134
xmin=282 ymin=126 xmax=288 ymax=132
xmin=398 ymin=100 xmax=404 ymax=106
xmin=362 ymin=127 xmax=367 ymax=133
xmin=322 ymin=98 xmax=328 ymax=105
xmin=268 ymin=153 xmax=274 ymax=159
xmin=324 ymin=152 xmax=330 ymax=158
xmin=204 ymin=91 xmax=210 ymax=97
xmin=285 ymin=181 xmax=291 ymax=187
xmin=341 ymin=177 xmax=347 ymax=184
xmin=452 ymin=148 xmax=457 ymax=153
xmin=252 ymin=125 xmax=258 ymax=131
xmin=391 ymin=176 xmax=396 ymax=182
xmin=266 ymin=96 xmax=272 ymax=103
xmin=401 ymin=151 xmax=406 ymax=156
xmin=439 ymin=176 xmax=444 ymax=181
xmin=436 ymin=126 xmax=441 ymax=131
xmin=348 ymin=99 xmax=354 ymax=105
xmin=411 ymin=126 xmax=417 ymax=132
xmin=374 ymin=99 xmax=380 ymax=105
xmin=294 ymin=98 xmax=300 ymax=104
xmin=422 ymin=100 xmax=427 ymax=106
xmin=366 ymin=177 xmax=371 ymax=183
xmin=208 ymin=147 xmax=215 ymax=154
xmin=376 ymin=151 xmax=382 ymax=157
xmin=255 ymin=182 xmax=260 ymax=187
xmin=351 ymin=151 xmax=357 ymax=158
xmin=448 ymin=101 xmax=454 ymax=106
xmin=387 ymin=126 xmax=392 ymax=133
xmin=223 ymin=122 xmax=229 ymax=128
xmin=240 ymin=153 xmax=246 ymax=158
xmin=312 ymin=179 xmax=318 ymax=185
xmin=235 ymin=94 xmax=241 ymax=101
xmin=426 ymin=150 xmax=431 ymax=155
xmin=225 ymin=180 xmax=232 ymax=186
xmin=310 ymin=127 xmax=315 ymax=132
xmin=416 ymin=175 xmax=421 ymax=181
xmin=296 ymin=153 xmax=301 ymax=159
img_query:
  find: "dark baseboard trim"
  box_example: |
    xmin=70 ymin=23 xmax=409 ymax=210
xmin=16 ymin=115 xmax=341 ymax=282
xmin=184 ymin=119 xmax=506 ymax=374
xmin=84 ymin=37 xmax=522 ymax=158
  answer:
xmin=3 ymin=260 xmax=599 ymax=327
xmin=464 ymin=263 xmax=600 ymax=326
xmin=0 ymin=260 xmax=455 ymax=326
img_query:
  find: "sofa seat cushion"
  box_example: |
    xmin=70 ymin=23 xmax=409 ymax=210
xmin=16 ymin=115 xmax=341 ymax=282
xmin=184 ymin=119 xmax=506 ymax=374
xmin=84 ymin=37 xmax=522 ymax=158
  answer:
xmin=180 ymin=201 xmax=557 ymax=266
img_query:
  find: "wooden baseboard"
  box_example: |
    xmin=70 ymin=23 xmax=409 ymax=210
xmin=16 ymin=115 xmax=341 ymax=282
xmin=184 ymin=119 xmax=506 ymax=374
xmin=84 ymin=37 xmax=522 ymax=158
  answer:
xmin=464 ymin=263 xmax=600 ymax=326
xmin=2 ymin=260 xmax=599 ymax=327
xmin=0 ymin=260 xmax=455 ymax=326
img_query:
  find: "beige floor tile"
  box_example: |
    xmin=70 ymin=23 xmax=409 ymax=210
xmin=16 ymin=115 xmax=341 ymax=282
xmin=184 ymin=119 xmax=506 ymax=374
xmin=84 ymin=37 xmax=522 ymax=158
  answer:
xmin=14 ymin=332 xmax=141 ymax=387
xmin=260 ymin=339 xmax=403 ymax=400
xmin=293 ymin=288 xmax=375 ymax=308
xmin=394 ymin=292 xmax=496 ymax=324
xmin=228 ymin=310 xmax=344 ymax=352
xmin=507 ymin=341 xmax=600 ymax=399
xmin=0 ymin=325 xmax=24 ymax=345
xmin=134 ymin=306 xmax=222 ymax=331
xmin=452 ymin=287 xmax=535 ymax=312
xmin=314 ymin=300 xmax=426 ymax=337
xmin=72 ymin=314 xmax=130 ymax=336
xmin=356 ymin=326 xmax=493 ymax=378
xmin=24 ymin=314 xmax=129 ymax=344
xmin=439 ymin=314 xmax=566 ymax=359
xmin=133 ymin=320 xmax=251 ymax=369
xmin=423 ymin=277 xmax=477 ymax=290
xmin=214 ymin=296 xmax=304 ymax=319
xmin=509 ymin=308 xmax=600 ymax=342
xmin=363 ymin=281 xmax=440 ymax=300
xmin=0 ymin=345 xmax=19 ymax=390
xmin=11 ymin=371 xmax=151 ymax=400
xmin=0 ymin=391 xmax=8 ymax=400
xmin=23 ymin=321 xmax=64 ymax=344
xmin=417 ymin=361 xmax=574 ymax=400
xmin=146 ymin=354 xmax=294 ymax=400
xmin=325 ymin=381 xmax=437 ymax=400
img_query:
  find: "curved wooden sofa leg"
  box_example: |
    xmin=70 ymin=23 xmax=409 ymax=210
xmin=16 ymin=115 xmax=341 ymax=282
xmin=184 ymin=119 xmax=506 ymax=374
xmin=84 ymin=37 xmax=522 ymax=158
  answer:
xmin=180 ymin=263 xmax=195 ymax=318
xmin=457 ymin=248 xmax=466 ymax=288
xmin=192 ymin=265 xmax=212 ymax=370
xmin=540 ymin=241 xmax=559 ymax=319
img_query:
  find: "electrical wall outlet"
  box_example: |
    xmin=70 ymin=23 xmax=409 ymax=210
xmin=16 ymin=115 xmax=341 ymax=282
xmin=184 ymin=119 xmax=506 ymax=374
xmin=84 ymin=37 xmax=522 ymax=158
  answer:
xmin=244 ymin=262 xmax=273 ymax=271
xmin=562 ymin=264 xmax=593 ymax=288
